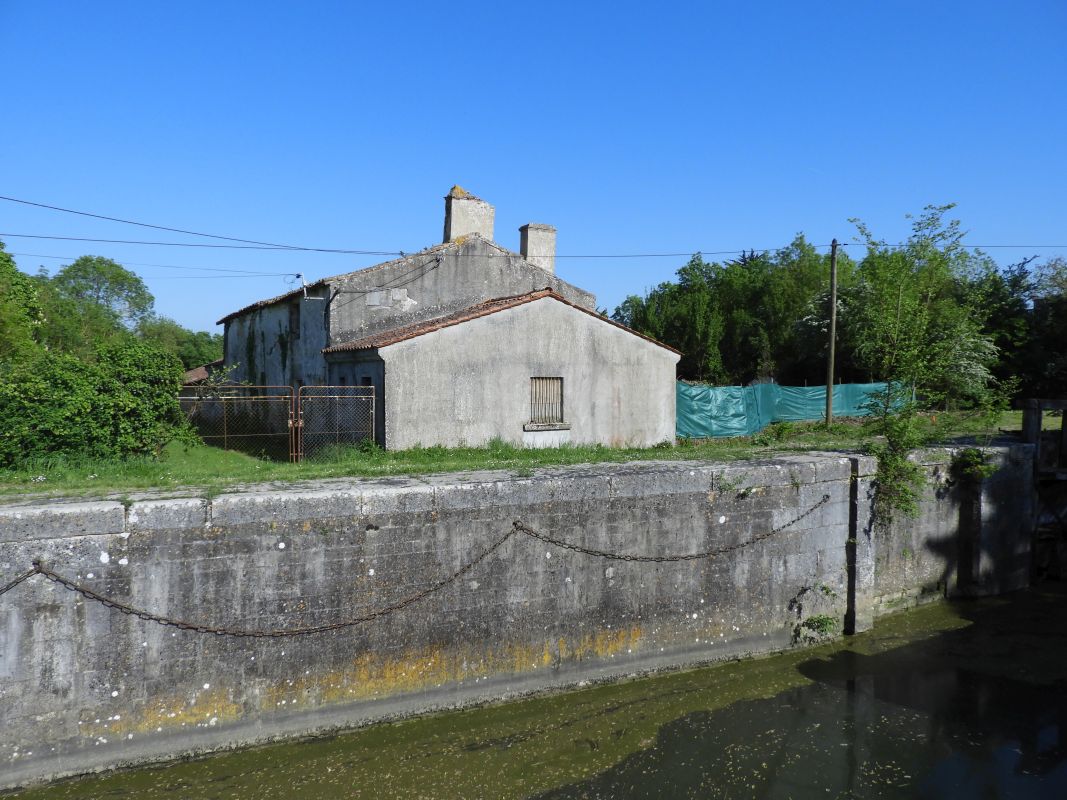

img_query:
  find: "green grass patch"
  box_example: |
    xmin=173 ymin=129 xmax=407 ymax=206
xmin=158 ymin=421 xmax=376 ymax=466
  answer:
xmin=0 ymin=411 xmax=1020 ymax=499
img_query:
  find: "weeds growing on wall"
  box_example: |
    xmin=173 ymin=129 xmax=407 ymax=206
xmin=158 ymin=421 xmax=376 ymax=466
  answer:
xmin=951 ymin=447 xmax=999 ymax=483
xmin=862 ymin=386 xmax=928 ymax=527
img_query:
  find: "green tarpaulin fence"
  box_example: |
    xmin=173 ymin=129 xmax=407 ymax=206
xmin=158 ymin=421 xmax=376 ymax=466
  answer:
xmin=676 ymin=381 xmax=889 ymax=438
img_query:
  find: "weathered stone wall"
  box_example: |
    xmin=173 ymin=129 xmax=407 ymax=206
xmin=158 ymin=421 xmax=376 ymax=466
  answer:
xmin=222 ymin=286 xmax=331 ymax=388
xmin=0 ymin=447 xmax=1033 ymax=790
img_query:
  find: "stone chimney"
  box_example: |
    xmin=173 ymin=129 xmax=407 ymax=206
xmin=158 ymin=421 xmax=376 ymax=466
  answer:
xmin=519 ymin=223 xmax=556 ymax=275
xmin=443 ymin=185 xmax=495 ymax=243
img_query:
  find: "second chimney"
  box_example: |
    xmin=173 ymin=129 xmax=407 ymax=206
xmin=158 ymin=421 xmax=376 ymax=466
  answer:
xmin=443 ymin=185 xmax=495 ymax=243
xmin=519 ymin=223 xmax=556 ymax=275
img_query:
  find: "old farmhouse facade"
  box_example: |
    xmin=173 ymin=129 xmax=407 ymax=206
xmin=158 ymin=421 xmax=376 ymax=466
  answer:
xmin=218 ymin=187 xmax=680 ymax=449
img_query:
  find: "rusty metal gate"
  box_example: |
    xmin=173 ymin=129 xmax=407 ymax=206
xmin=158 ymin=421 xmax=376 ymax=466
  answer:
xmin=179 ymin=385 xmax=296 ymax=461
xmin=180 ymin=385 xmax=375 ymax=462
xmin=295 ymin=386 xmax=376 ymax=461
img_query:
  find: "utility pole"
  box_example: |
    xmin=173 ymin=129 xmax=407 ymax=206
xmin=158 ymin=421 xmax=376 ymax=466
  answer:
xmin=825 ymin=239 xmax=838 ymax=428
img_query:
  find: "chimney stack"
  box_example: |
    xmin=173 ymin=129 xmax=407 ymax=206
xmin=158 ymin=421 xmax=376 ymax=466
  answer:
xmin=443 ymin=185 xmax=495 ymax=243
xmin=519 ymin=223 xmax=556 ymax=275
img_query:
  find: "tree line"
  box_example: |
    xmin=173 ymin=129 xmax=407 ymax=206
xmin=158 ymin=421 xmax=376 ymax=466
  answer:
xmin=0 ymin=244 xmax=222 ymax=465
xmin=613 ymin=205 xmax=1067 ymax=408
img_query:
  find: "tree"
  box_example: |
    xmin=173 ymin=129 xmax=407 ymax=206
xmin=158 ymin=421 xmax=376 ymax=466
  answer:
xmin=847 ymin=205 xmax=997 ymax=409
xmin=614 ymin=236 xmax=852 ymax=385
xmin=136 ymin=316 xmax=223 ymax=369
xmin=847 ymin=204 xmax=1000 ymax=521
xmin=1026 ymin=256 xmax=1067 ymax=397
xmin=0 ymin=242 xmax=43 ymax=361
xmin=51 ymin=256 xmax=154 ymax=327
xmin=613 ymin=255 xmax=727 ymax=382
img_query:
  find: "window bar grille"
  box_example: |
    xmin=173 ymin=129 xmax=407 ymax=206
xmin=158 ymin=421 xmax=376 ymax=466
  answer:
xmin=530 ymin=377 xmax=563 ymax=424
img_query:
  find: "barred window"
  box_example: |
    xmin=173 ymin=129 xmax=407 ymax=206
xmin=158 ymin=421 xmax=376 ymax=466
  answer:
xmin=530 ymin=377 xmax=563 ymax=424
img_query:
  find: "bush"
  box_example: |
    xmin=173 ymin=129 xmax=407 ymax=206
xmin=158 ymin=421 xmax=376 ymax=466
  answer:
xmin=0 ymin=339 xmax=185 ymax=466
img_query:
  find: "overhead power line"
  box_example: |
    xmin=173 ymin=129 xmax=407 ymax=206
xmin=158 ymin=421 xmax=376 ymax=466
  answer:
xmin=0 ymin=194 xmax=342 ymax=253
xmin=0 ymin=232 xmax=400 ymax=255
xmin=3 ymin=231 xmax=1064 ymax=259
xmin=9 ymin=251 xmax=300 ymax=276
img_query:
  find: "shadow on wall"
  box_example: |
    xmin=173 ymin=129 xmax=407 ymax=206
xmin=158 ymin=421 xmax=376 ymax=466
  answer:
xmin=844 ymin=447 xmax=1034 ymax=633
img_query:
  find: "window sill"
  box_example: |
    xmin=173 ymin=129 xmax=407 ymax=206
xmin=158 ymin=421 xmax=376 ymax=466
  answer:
xmin=523 ymin=422 xmax=571 ymax=432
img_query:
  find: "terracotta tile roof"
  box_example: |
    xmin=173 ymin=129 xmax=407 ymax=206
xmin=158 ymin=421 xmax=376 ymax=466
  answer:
xmin=321 ymin=289 xmax=681 ymax=355
xmin=182 ymin=357 xmax=224 ymax=385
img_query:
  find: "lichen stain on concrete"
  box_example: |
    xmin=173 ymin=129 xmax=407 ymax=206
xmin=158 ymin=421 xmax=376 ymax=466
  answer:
xmin=81 ymin=689 xmax=242 ymax=739
xmin=255 ymin=628 xmax=642 ymax=714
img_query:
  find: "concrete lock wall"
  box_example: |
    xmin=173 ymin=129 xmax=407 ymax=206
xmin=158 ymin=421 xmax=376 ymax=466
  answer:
xmin=0 ymin=446 xmax=1034 ymax=790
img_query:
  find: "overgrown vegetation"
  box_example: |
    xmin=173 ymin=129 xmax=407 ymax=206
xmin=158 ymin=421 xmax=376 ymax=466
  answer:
xmin=0 ymin=244 xmax=215 ymax=467
xmin=801 ymin=614 xmax=838 ymax=635
xmin=951 ymin=447 xmax=999 ymax=483
xmin=615 ymin=208 xmax=1067 ymax=402
xmin=619 ymin=205 xmax=1050 ymax=524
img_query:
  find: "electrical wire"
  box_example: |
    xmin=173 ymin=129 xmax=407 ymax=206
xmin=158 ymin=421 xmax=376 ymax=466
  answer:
xmin=0 ymin=232 xmax=400 ymax=255
xmin=329 ymin=257 xmax=443 ymax=313
xmin=0 ymin=194 xmax=364 ymax=253
xmin=3 ymin=231 xmax=1063 ymax=259
xmin=8 ymin=251 xmax=300 ymax=276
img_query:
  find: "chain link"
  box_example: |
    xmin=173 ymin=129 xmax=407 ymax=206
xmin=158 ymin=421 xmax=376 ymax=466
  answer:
xmin=1 ymin=493 xmax=831 ymax=638
xmin=513 ymin=493 xmax=831 ymax=562
xmin=0 ymin=566 xmax=40 ymax=597
xmin=29 ymin=528 xmax=516 ymax=639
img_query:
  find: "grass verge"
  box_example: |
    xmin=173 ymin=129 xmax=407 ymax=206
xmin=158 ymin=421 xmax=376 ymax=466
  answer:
xmin=0 ymin=410 xmax=1035 ymax=499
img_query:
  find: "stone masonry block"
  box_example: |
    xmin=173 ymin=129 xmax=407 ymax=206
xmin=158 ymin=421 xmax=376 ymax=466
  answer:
xmin=0 ymin=501 xmax=125 ymax=543
xmin=127 ymin=499 xmax=208 ymax=532
xmin=210 ymin=489 xmax=362 ymax=526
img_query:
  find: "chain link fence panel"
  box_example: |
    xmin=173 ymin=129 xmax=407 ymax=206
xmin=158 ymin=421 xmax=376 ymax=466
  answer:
xmin=296 ymin=386 xmax=375 ymax=460
xmin=179 ymin=385 xmax=295 ymax=461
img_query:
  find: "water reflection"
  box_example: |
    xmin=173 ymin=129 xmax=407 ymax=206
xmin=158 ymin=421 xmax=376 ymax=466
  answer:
xmin=539 ymin=601 xmax=1067 ymax=799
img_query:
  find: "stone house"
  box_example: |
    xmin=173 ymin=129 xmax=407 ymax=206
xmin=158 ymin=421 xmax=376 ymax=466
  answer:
xmin=218 ymin=187 xmax=680 ymax=448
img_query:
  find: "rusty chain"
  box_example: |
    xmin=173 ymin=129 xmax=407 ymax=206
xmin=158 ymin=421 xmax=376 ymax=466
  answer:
xmin=27 ymin=528 xmax=517 ymax=639
xmin=514 ymin=493 xmax=831 ymax=562
xmin=0 ymin=566 xmax=40 ymax=598
xmin=0 ymin=493 xmax=831 ymax=637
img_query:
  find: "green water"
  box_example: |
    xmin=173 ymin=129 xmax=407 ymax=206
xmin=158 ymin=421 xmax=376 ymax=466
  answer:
xmin=10 ymin=588 xmax=1067 ymax=799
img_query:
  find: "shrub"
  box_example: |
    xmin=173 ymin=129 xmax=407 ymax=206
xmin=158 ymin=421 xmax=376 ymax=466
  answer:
xmin=0 ymin=339 xmax=185 ymax=466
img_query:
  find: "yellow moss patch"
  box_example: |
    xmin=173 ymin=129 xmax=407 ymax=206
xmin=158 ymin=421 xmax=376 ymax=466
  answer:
xmin=260 ymin=627 xmax=643 ymax=714
xmin=82 ymin=688 xmax=242 ymax=738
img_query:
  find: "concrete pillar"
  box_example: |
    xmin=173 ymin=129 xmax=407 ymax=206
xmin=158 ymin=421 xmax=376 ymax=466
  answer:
xmin=519 ymin=223 xmax=557 ymax=275
xmin=443 ymin=186 xmax=494 ymax=243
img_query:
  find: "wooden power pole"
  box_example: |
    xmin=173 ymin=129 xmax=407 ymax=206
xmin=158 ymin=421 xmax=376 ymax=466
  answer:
xmin=825 ymin=239 xmax=838 ymax=428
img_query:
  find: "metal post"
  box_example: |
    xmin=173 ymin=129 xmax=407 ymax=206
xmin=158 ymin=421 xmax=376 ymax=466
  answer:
xmin=825 ymin=238 xmax=838 ymax=428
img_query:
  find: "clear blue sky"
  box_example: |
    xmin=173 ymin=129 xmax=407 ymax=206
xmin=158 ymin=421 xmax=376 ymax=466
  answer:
xmin=2 ymin=1 xmax=1064 ymax=332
